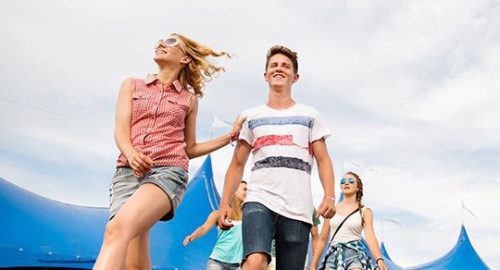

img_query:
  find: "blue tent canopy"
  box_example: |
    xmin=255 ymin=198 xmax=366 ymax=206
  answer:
xmin=378 ymin=242 xmax=405 ymax=270
xmin=406 ymin=225 xmax=490 ymax=270
xmin=0 ymin=155 xmax=220 ymax=269
xmin=381 ymin=226 xmax=490 ymax=270
xmin=0 ymin=156 xmax=492 ymax=269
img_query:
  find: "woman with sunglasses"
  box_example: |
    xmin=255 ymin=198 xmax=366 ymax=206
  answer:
xmin=93 ymin=33 xmax=244 ymax=270
xmin=309 ymin=172 xmax=387 ymax=270
xmin=183 ymin=181 xmax=247 ymax=270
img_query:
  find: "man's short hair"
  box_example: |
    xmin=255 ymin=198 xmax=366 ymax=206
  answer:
xmin=265 ymin=45 xmax=298 ymax=74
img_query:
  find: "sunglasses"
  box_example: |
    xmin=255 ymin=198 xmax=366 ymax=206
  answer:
xmin=161 ymin=37 xmax=180 ymax=46
xmin=156 ymin=37 xmax=185 ymax=52
xmin=340 ymin=178 xmax=356 ymax=185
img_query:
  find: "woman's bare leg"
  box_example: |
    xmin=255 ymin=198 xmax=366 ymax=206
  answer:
xmin=125 ymin=230 xmax=151 ymax=270
xmin=93 ymin=184 xmax=171 ymax=270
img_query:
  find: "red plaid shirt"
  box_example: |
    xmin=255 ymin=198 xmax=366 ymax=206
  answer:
xmin=116 ymin=75 xmax=192 ymax=171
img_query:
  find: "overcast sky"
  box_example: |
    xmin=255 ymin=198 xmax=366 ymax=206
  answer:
xmin=1 ymin=0 xmax=499 ymax=268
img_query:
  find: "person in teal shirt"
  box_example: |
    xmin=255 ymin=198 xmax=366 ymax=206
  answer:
xmin=310 ymin=208 xmax=322 ymax=260
xmin=184 ymin=181 xmax=247 ymax=270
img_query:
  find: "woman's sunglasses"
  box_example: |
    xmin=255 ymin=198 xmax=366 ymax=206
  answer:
xmin=159 ymin=37 xmax=180 ymax=47
xmin=340 ymin=178 xmax=356 ymax=185
xmin=155 ymin=37 xmax=185 ymax=53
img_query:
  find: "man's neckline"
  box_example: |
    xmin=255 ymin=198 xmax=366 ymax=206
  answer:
xmin=265 ymin=101 xmax=298 ymax=110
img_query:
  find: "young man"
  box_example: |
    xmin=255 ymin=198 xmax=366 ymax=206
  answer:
xmin=218 ymin=45 xmax=336 ymax=270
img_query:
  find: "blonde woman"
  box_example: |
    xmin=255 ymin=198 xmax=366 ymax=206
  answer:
xmin=309 ymin=172 xmax=387 ymax=270
xmin=94 ymin=33 xmax=245 ymax=270
xmin=184 ymin=181 xmax=247 ymax=270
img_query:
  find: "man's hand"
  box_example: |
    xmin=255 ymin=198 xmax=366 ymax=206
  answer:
xmin=317 ymin=196 xmax=336 ymax=219
xmin=218 ymin=203 xmax=234 ymax=230
xmin=126 ymin=151 xmax=153 ymax=174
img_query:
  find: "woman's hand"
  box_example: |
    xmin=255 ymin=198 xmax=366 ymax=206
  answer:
xmin=377 ymin=259 xmax=388 ymax=270
xmin=126 ymin=150 xmax=153 ymax=174
xmin=230 ymin=115 xmax=247 ymax=135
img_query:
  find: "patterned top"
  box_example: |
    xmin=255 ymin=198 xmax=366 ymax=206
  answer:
xmin=116 ymin=75 xmax=193 ymax=171
xmin=239 ymin=103 xmax=330 ymax=224
xmin=319 ymin=240 xmax=378 ymax=270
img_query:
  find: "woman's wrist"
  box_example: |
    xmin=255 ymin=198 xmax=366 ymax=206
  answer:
xmin=123 ymin=146 xmax=137 ymax=159
xmin=376 ymin=257 xmax=384 ymax=263
xmin=228 ymin=131 xmax=239 ymax=146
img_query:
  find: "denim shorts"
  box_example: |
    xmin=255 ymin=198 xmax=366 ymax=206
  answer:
xmin=324 ymin=247 xmax=363 ymax=270
xmin=109 ymin=166 xmax=188 ymax=221
xmin=206 ymin=258 xmax=241 ymax=270
xmin=242 ymin=202 xmax=311 ymax=270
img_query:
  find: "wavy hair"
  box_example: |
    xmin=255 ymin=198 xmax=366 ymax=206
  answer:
xmin=346 ymin=171 xmax=365 ymax=226
xmin=173 ymin=33 xmax=231 ymax=98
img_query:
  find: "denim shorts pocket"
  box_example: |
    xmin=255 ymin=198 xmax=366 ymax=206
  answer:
xmin=109 ymin=168 xmax=124 ymax=205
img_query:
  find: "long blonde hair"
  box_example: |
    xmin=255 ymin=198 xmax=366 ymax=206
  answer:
xmin=229 ymin=180 xmax=247 ymax=221
xmin=229 ymin=196 xmax=243 ymax=221
xmin=173 ymin=33 xmax=230 ymax=98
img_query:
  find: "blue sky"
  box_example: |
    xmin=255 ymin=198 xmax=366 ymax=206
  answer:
xmin=1 ymin=0 xmax=499 ymax=267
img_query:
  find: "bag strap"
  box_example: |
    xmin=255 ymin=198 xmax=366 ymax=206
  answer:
xmin=328 ymin=208 xmax=360 ymax=245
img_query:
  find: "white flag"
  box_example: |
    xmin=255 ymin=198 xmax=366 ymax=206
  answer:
xmin=211 ymin=115 xmax=232 ymax=129
xmin=462 ymin=200 xmax=477 ymax=219
xmin=383 ymin=218 xmax=401 ymax=226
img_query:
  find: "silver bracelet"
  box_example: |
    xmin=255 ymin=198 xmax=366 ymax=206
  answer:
xmin=324 ymin=195 xmax=336 ymax=201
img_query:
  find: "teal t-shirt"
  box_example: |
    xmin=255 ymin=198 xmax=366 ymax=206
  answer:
xmin=210 ymin=221 xmax=243 ymax=264
xmin=312 ymin=209 xmax=321 ymax=226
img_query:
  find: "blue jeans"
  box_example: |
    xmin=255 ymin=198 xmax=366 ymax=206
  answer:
xmin=207 ymin=258 xmax=241 ymax=270
xmin=242 ymin=202 xmax=311 ymax=270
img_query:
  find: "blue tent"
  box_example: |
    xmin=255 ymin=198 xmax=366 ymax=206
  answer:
xmin=0 ymin=155 xmax=220 ymax=269
xmin=405 ymin=225 xmax=490 ymax=270
xmin=380 ymin=226 xmax=491 ymax=270
xmin=379 ymin=242 xmax=405 ymax=270
xmin=1 ymin=156 xmax=492 ymax=269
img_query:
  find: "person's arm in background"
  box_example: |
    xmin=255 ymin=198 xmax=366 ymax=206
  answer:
xmin=183 ymin=211 xmax=219 ymax=246
xmin=310 ymin=225 xmax=319 ymax=258
xmin=310 ymin=208 xmax=321 ymax=258
xmin=363 ymin=208 xmax=388 ymax=270
xmin=309 ymin=218 xmax=331 ymax=270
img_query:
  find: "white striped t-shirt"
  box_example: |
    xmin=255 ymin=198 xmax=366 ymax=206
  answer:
xmin=239 ymin=103 xmax=331 ymax=224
